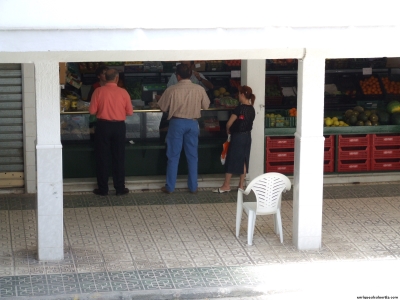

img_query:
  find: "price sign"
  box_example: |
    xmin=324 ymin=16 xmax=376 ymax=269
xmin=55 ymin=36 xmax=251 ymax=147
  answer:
xmin=231 ymin=70 xmax=241 ymax=78
xmin=362 ymin=68 xmax=372 ymax=75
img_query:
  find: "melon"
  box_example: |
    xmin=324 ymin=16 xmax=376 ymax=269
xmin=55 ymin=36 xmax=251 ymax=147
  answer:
xmin=387 ymin=101 xmax=400 ymax=114
xmin=391 ymin=112 xmax=400 ymax=125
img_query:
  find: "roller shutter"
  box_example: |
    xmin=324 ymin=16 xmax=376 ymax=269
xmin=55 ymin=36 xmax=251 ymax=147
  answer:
xmin=0 ymin=64 xmax=23 ymax=187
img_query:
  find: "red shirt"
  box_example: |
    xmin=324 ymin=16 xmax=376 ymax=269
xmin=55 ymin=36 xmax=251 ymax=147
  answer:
xmin=89 ymin=83 xmax=133 ymax=121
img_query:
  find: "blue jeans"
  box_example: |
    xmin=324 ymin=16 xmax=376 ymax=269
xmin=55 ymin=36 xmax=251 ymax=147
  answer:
xmin=165 ymin=118 xmax=199 ymax=192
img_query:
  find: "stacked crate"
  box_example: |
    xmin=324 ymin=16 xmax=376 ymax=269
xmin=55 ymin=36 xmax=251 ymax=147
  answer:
xmin=265 ymin=136 xmax=295 ymax=174
xmin=337 ymin=134 xmax=370 ymax=172
xmin=324 ymin=135 xmax=335 ymax=173
xmin=370 ymin=134 xmax=400 ymax=171
xmin=265 ymin=135 xmax=334 ymax=174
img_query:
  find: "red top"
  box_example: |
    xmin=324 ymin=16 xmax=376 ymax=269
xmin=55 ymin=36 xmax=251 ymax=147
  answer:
xmin=89 ymin=83 xmax=133 ymax=121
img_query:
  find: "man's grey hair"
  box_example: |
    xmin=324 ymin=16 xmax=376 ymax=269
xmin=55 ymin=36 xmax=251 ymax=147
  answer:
xmin=105 ymin=69 xmax=119 ymax=81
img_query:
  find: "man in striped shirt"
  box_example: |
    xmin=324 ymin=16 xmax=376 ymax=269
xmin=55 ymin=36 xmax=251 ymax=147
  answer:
xmin=158 ymin=64 xmax=210 ymax=194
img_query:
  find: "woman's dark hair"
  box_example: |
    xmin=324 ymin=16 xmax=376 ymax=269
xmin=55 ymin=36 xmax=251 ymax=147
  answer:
xmin=176 ymin=64 xmax=191 ymax=79
xmin=239 ymin=85 xmax=256 ymax=105
xmin=95 ymin=65 xmax=109 ymax=77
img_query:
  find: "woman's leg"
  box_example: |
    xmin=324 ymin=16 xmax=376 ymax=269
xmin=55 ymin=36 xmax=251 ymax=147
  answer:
xmin=220 ymin=173 xmax=232 ymax=191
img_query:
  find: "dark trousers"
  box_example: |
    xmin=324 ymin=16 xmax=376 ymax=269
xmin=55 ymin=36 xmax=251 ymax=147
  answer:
xmin=94 ymin=120 xmax=126 ymax=193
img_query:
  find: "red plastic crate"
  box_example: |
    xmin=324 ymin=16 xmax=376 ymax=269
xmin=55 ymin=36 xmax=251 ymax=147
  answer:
xmin=338 ymin=134 xmax=370 ymax=147
xmin=265 ymin=161 xmax=294 ymax=174
xmin=266 ymin=148 xmax=294 ymax=162
xmin=371 ymin=159 xmax=400 ymax=171
xmin=371 ymin=146 xmax=400 ymax=159
xmin=324 ymin=159 xmax=334 ymax=173
xmin=337 ymin=159 xmax=370 ymax=172
xmin=371 ymin=134 xmax=400 ymax=146
xmin=266 ymin=136 xmax=295 ymax=149
xmin=338 ymin=146 xmax=370 ymax=160
xmin=324 ymin=147 xmax=334 ymax=160
xmin=324 ymin=135 xmax=334 ymax=148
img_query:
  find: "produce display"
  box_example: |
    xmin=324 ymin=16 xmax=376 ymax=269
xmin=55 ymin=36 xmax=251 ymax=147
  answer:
xmin=359 ymin=76 xmax=382 ymax=95
xmin=381 ymin=77 xmax=400 ymax=95
xmin=324 ymin=101 xmax=400 ymax=127
xmin=265 ymin=83 xmax=282 ymax=97
xmin=126 ymin=81 xmax=142 ymax=100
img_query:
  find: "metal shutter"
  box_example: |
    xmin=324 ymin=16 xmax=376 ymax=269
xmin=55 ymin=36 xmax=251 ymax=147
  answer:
xmin=0 ymin=64 xmax=23 ymax=187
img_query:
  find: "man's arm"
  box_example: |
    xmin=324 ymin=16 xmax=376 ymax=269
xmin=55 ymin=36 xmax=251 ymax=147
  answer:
xmin=201 ymin=90 xmax=211 ymax=110
xmin=195 ymin=72 xmax=214 ymax=90
xmin=124 ymin=91 xmax=133 ymax=116
xmin=88 ymin=89 xmax=99 ymax=114
xmin=157 ymin=91 xmax=170 ymax=113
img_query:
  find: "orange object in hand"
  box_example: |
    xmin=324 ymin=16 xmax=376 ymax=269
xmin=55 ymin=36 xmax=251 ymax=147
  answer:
xmin=220 ymin=134 xmax=231 ymax=165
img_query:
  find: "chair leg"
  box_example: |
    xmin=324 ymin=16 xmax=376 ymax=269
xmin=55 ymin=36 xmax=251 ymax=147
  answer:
xmin=247 ymin=211 xmax=256 ymax=246
xmin=236 ymin=191 xmax=243 ymax=237
xmin=276 ymin=209 xmax=283 ymax=243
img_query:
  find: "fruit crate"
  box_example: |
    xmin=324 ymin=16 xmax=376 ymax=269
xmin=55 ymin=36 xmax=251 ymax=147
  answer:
xmin=324 ymin=147 xmax=335 ymax=160
xmin=206 ymin=62 xmax=225 ymax=72
xmin=265 ymin=161 xmax=294 ymax=174
xmin=162 ymin=62 xmax=178 ymax=73
xmin=265 ymin=117 xmax=292 ymax=128
xmin=371 ymin=146 xmax=400 ymax=159
xmin=338 ymin=134 xmax=370 ymax=147
xmin=338 ymin=146 xmax=370 ymax=160
xmin=357 ymin=75 xmax=384 ymax=100
xmin=337 ymin=159 xmax=370 ymax=172
xmin=324 ymin=135 xmax=334 ymax=147
xmin=371 ymin=159 xmax=400 ymax=171
xmin=324 ymin=159 xmax=335 ymax=173
xmin=266 ymin=136 xmax=295 ymax=149
xmin=349 ymin=58 xmax=372 ymax=69
xmin=266 ymin=148 xmax=294 ymax=162
xmin=265 ymin=76 xmax=283 ymax=106
xmin=379 ymin=75 xmax=400 ymax=101
xmin=371 ymin=134 xmax=400 ymax=146
xmin=370 ymin=57 xmax=387 ymax=69
xmin=124 ymin=64 xmax=144 ymax=73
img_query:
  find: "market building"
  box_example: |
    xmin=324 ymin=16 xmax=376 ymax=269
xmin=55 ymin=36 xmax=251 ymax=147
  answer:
xmin=1 ymin=1 xmax=400 ymax=261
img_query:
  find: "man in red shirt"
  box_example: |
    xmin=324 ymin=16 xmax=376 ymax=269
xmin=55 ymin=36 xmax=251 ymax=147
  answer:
xmin=89 ymin=69 xmax=133 ymax=196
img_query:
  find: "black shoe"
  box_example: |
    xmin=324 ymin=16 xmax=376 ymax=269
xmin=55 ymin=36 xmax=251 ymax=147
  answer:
xmin=93 ymin=188 xmax=108 ymax=196
xmin=190 ymin=189 xmax=198 ymax=194
xmin=161 ymin=186 xmax=171 ymax=194
xmin=116 ymin=188 xmax=129 ymax=196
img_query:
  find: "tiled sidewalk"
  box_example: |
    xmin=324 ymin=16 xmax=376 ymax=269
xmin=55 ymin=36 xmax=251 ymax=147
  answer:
xmin=1 ymin=183 xmax=400 ymax=298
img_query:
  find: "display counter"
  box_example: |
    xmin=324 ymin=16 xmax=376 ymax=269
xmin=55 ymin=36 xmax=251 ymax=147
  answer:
xmin=61 ymin=108 xmax=232 ymax=178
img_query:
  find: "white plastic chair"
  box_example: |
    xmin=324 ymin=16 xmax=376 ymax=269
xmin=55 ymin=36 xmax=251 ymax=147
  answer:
xmin=236 ymin=172 xmax=291 ymax=245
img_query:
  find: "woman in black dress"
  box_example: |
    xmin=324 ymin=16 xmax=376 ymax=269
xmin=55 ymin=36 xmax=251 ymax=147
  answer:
xmin=213 ymin=85 xmax=256 ymax=193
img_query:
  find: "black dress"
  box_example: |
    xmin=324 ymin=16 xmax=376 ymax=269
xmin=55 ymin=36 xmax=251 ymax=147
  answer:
xmin=225 ymin=104 xmax=255 ymax=174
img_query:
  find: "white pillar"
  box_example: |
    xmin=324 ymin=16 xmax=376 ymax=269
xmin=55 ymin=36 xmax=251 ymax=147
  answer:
xmin=22 ymin=63 xmax=37 ymax=193
xmin=34 ymin=61 xmax=64 ymax=260
xmin=292 ymin=54 xmax=325 ymax=250
xmin=241 ymin=60 xmax=265 ymax=181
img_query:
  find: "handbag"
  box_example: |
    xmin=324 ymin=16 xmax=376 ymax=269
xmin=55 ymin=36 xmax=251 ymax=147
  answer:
xmin=220 ymin=134 xmax=231 ymax=165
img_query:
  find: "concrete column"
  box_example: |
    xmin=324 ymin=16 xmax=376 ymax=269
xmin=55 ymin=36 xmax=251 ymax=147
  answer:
xmin=34 ymin=61 xmax=64 ymax=261
xmin=22 ymin=63 xmax=37 ymax=194
xmin=292 ymin=54 xmax=325 ymax=250
xmin=241 ymin=60 xmax=266 ymax=181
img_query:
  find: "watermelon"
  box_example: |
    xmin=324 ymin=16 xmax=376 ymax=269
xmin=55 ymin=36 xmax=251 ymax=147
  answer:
xmin=391 ymin=112 xmax=400 ymax=125
xmin=377 ymin=111 xmax=390 ymax=125
xmin=386 ymin=100 xmax=400 ymax=114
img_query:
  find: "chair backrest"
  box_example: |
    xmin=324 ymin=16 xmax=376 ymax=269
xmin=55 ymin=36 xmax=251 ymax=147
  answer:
xmin=247 ymin=172 xmax=292 ymax=214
